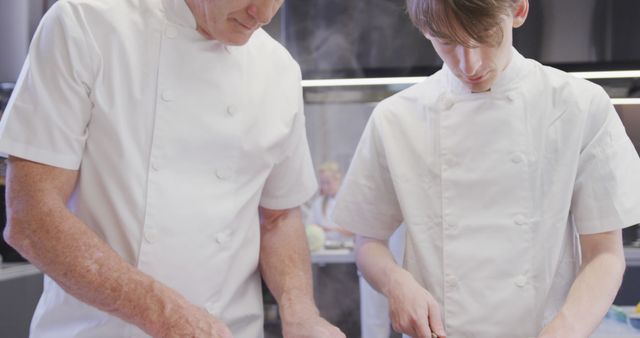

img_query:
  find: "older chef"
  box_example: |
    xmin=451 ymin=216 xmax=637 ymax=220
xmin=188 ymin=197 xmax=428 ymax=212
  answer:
xmin=0 ymin=0 xmax=344 ymax=337
xmin=333 ymin=0 xmax=640 ymax=337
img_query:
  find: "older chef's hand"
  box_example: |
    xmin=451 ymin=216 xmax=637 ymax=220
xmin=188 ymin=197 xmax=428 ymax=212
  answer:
xmin=385 ymin=269 xmax=446 ymax=338
xmin=280 ymin=307 xmax=345 ymax=338
xmin=158 ymin=304 xmax=233 ymax=338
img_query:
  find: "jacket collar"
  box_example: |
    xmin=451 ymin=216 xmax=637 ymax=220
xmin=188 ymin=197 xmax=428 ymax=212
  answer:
xmin=161 ymin=0 xmax=197 ymax=29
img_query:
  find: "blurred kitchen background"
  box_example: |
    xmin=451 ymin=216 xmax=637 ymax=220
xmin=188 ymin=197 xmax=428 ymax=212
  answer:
xmin=1 ymin=0 xmax=639 ymax=337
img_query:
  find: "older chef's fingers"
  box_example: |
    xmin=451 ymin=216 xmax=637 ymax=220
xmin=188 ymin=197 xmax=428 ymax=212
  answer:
xmin=214 ymin=323 xmax=234 ymax=338
xmin=426 ymin=299 xmax=446 ymax=337
xmin=318 ymin=319 xmax=346 ymax=338
xmin=205 ymin=313 xmax=233 ymax=338
xmin=158 ymin=305 xmax=234 ymax=338
xmin=330 ymin=326 xmax=347 ymax=338
xmin=215 ymin=329 xmax=233 ymax=338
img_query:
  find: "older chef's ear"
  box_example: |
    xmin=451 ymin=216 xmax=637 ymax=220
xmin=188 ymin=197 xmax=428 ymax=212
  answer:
xmin=512 ymin=0 xmax=529 ymax=28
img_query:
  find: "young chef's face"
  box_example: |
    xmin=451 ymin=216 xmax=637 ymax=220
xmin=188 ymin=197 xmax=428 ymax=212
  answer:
xmin=185 ymin=0 xmax=284 ymax=45
xmin=426 ymin=1 xmax=528 ymax=93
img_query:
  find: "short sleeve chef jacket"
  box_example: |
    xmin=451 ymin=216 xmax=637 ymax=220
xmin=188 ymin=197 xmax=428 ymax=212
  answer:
xmin=333 ymin=49 xmax=640 ymax=338
xmin=0 ymin=0 xmax=317 ymax=337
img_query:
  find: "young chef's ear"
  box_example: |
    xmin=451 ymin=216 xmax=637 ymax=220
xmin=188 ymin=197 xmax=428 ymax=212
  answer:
xmin=512 ymin=0 xmax=529 ymax=28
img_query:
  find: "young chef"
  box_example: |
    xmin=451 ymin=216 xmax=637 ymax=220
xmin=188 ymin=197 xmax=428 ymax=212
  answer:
xmin=0 ymin=0 xmax=344 ymax=337
xmin=333 ymin=0 xmax=640 ymax=337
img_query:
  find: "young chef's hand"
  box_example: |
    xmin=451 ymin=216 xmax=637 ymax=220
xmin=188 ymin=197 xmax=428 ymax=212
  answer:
xmin=158 ymin=304 xmax=233 ymax=338
xmin=385 ymin=269 xmax=446 ymax=338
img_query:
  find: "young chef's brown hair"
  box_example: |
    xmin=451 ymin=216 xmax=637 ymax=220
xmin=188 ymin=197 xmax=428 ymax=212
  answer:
xmin=406 ymin=0 xmax=520 ymax=48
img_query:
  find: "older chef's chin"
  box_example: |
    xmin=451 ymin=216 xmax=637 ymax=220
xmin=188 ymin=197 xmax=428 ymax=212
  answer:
xmin=220 ymin=22 xmax=257 ymax=46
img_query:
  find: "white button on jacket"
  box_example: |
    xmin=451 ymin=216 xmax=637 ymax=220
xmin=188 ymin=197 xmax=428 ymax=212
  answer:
xmin=165 ymin=26 xmax=178 ymax=39
xmin=334 ymin=49 xmax=640 ymax=337
xmin=0 ymin=0 xmax=317 ymax=337
xmin=227 ymin=105 xmax=240 ymax=116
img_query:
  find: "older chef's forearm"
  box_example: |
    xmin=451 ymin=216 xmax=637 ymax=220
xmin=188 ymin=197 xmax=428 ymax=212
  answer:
xmin=259 ymin=207 xmax=320 ymax=320
xmin=3 ymin=157 xmax=203 ymax=337
xmin=540 ymin=230 xmax=625 ymax=338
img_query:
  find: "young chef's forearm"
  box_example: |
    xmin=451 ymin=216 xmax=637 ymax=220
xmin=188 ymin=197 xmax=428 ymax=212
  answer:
xmin=355 ymin=235 xmax=407 ymax=297
xmin=259 ymin=207 xmax=319 ymax=320
xmin=4 ymin=158 xmax=199 ymax=336
xmin=541 ymin=230 xmax=625 ymax=338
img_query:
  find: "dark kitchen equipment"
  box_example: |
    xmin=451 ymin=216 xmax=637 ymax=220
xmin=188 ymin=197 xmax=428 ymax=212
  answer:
xmin=0 ymin=82 xmax=25 ymax=262
xmin=0 ymin=82 xmax=14 ymax=114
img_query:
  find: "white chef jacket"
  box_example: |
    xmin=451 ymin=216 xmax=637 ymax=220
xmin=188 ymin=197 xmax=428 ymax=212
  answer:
xmin=0 ymin=0 xmax=317 ymax=337
xmin=333 ymin=49 xmax=640 ymax=338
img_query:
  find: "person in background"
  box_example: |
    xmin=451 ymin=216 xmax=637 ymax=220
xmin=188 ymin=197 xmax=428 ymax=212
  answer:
xmin=333 ymin=0 xmax=640 ymax=337
xmin=306 ymin=161 xmax=353 ymax=243
xmin=0 ymin=0 xmax=344 ymax=337
xmin=305 ymin=161 xmax=358 ymax=335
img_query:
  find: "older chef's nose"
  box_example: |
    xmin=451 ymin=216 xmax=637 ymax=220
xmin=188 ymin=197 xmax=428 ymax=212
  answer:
xmin=247 ymin=0 xmax=278 ymax=26
xmin=458 ymin=46 xmax=482 ymax=77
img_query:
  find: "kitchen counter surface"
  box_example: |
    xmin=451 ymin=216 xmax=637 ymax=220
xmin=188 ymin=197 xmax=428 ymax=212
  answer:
xmin=1 ymin=262 xmax=638 ymax=337
xmin=309 ymin=247 xmax=639 ymax=265
xmin=593 ymin=306 xmax=640 ymax=337
xmin=625 ymin=247 xmax=640 ymax=267
xmin=311 ymin=248 xmax=356 ymax=265
xmin=592 ymin=321 xmax=639 ymax=337
xmin=0 ymin=262 xmax=40 ymax=282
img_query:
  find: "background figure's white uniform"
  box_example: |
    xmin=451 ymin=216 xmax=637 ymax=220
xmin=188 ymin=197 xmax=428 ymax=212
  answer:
xmin=333 ymin=49 xmax=640 ymax=338
xmin=359 ymin=224 xmax=406 ymax=338
xmin=0 ymin=0 xmax=317 ymax=337
xmin=306 ymin=195 xmax=345 ymax=241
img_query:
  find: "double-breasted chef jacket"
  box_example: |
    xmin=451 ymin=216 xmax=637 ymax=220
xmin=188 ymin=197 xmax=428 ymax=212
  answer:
xmin=0 ymin=0 xmax=317 ymax=337
xmin=333 ymin=49 xmax=640 ymax=338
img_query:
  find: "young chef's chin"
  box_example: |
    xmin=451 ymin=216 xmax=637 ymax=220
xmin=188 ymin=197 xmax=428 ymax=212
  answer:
xmin=450 ymin=68 xmax=498 ymax=93
xmin=468 ymin=73 xmax=498 ymax=93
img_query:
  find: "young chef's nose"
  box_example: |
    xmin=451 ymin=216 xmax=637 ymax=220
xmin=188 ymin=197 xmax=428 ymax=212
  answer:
xmin=247 ymin=0 xmax=277 ymax=26
xmin=458 ymin=46 xmax=482 ymax=77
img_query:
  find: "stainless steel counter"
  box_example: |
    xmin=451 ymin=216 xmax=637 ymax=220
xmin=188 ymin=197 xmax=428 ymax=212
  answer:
xmin=593 ymin=306 xmax=640 ymax=337
xmin=311 ymin=248 xmax=356 ymax=265
xmin=0 ymin=262 xmax=40 ymax=282
xmin=310 ymin=247 xmax=640 ymax=266
xmin=625 ymin=247 xmax=640 ymax=267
